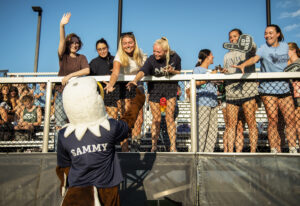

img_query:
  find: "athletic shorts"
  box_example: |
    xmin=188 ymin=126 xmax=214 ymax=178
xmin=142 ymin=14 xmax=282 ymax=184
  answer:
xmin=118 ymin=82 xmax=136 ymax=100
xmin=260 ymin=92 xmax=291 ymax=98
xmin=226 ymin=96 xmax=257 ymax=107
xmin=149 ymin=87 xmax=177 ymax=103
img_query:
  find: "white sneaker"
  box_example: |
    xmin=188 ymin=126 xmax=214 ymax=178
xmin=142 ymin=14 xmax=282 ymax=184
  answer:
xmin=289 ymin=147 xmax=298 ymax=153
xmin=270 ymin=148 xmax=278 ymax=153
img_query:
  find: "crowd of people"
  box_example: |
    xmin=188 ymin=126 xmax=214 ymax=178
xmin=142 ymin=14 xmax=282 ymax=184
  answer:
xmin=0 ymin=83 xmax=47 ymax=141
xmin=194 ymin=25 xmax=299 ymax=153
xmin=50 ymin=13 xmax=300 ymax=206
xmin=1 ymin=13 xmax=300 ymax=155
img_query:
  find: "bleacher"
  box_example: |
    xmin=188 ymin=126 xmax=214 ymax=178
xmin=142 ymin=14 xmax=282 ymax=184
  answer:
xmin=0 ymin=119 xmax=56 ymax=152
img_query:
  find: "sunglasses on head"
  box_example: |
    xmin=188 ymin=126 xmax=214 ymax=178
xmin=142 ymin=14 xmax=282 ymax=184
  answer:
xmin=120 ymin=32 xmax=134 ymax=37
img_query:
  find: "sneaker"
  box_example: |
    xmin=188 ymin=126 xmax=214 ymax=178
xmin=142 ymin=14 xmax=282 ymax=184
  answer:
xmin=289 ymin=147 xmax=298 ymax=154
xmin=270 ymin=148 xmax=278 ymax=153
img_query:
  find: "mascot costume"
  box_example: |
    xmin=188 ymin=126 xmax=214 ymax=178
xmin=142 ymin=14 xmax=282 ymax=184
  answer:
xmin=56 ymin=77 xmax=145 ymax=206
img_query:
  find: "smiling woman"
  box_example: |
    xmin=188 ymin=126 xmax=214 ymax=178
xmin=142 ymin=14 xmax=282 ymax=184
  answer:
xmin=105 ymin=32 xmax=147 ymax=152
xmin=127 ymin=37 xmax=181 ymax=152
xmin=57 ymin=12 xmax=90 ymax=86
xmin=234 ymin=24 xmax=298 ymax=154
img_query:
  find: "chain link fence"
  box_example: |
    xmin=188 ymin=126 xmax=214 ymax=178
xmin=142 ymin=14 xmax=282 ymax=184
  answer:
xmin=0 ymin=82 xmax=56 ymax=152
xmin=0 ymin=74 xmax=300 ymax=153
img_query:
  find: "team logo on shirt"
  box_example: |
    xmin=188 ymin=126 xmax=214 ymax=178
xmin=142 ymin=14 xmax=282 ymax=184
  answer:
xmin=70 ymin=143 xmax=108 ymax=156
xmin=269 ymin=53 xmax=289 ymax=64
xmin=154 ymin=63 xmax=175 ymax=77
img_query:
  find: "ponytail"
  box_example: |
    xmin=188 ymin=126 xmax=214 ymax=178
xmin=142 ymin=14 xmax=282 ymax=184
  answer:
xmin=196 ymin=49 xmax=211 ymax=67
xmin=154 ymin=37 xmax=174 ymax=67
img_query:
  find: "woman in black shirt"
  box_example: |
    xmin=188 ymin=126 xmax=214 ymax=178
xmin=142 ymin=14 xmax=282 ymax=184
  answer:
xmin=127 ymin=37 xmax=181 ymax=152
xmin=89 ymin=38 xmax=118 ymax=119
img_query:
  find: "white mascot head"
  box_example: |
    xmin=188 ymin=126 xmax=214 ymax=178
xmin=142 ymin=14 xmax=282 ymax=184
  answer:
xmin=62 ymin=77 xmax=110 ymax=140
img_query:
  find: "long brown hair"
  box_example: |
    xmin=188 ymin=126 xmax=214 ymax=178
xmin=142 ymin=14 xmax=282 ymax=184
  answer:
xmin=288 ymin=42 xmax=300 ymax=58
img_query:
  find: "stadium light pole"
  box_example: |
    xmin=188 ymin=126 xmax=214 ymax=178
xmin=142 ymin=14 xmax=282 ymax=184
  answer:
xmin=117 ymin=0 xmax=123 ymax=48
xmin=266 ymin=0 xmax=271 ymax=25
xmin=32 ymin=6 xmax=43 ymax=73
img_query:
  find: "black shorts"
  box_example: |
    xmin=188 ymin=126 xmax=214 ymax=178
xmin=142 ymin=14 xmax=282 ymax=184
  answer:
xmin=226 ymin=96 xmax=257 ymax=107
xmin=118 ymin=82 xmax=136 ymax=100
xmin=149 ymin=88 xmax=177 ymax=103
xmin=260 ymin=92 xmax=291 ymax=99
xmin=98 ymin=82 xmax=119 ymax=107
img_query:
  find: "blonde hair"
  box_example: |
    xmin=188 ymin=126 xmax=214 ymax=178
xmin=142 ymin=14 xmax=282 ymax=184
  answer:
xmin=288 ymin=42 xmax=300 ymax=58
xmin=154 ymin=37 xmax=174 ymax=67
xmin=117 ymin=33 xmax=144 ymax=68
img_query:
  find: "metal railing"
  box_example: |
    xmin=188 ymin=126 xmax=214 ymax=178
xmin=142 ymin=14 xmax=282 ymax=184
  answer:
xmin=1 ymin=71 xmax=300 ymax=152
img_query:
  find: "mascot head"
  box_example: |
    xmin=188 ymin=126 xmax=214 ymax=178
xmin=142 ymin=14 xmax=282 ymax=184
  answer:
xmin=62 ymin=77 xmax=110 ymax=140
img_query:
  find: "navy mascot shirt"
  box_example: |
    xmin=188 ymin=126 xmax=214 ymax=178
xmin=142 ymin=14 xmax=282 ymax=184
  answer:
xmin=57 ymin=118 xmax=129 ymax=188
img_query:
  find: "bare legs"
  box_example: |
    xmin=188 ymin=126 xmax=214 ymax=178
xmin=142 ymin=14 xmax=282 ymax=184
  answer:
xmin=225 ymin=99 xmax=258 ymax=152
xmin=149 ymin=101 xmax=160 ymax=152
xmin=261 ymin=95 xmax=297 ymax=152
xmin=295 ymin=106 xmax=300 ymax=144
xmin=150 ymin=97 xmax=177 ymax=152
xmin=242 ymin=99 xmax=258 ymax=152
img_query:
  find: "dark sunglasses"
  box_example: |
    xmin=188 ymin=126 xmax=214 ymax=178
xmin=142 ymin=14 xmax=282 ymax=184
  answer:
xmin=120 ymin=32 xmax=134 ymax=37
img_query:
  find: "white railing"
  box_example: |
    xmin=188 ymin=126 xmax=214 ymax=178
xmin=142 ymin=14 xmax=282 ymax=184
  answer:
xmin=1 ymin=71 xmax=300 ymax=152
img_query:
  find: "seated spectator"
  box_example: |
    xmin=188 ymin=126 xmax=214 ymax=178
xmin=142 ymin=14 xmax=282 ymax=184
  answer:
xmin=0 ymin=106 xmax=13 ymax=141
xmin=12 ymin=83 xmax=28 ymax=96
xmin=9 ymin=86 xmax=19 ymax=113
xmin=14 ymin=95 xmax=42 ymax=131
xmin=34 ymin=83 xmax=46 ymax=113
xmin=0 ymin=85 xmax=11 ymax=110
xmin=0 ymin=84 xmax=15 ymax=122
xmin=15 ymin=86 xmax=31 ymax=120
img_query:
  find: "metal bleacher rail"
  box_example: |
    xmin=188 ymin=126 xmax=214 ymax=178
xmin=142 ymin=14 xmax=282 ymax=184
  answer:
xmin=1 ymin=70 xmax=300 ymax=153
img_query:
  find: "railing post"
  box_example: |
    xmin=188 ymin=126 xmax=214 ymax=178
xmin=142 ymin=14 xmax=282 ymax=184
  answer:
xmin=190 ymin=78 xmax=197 ymax=153
xmin=42 ymin=81 xmax=52 ymax=153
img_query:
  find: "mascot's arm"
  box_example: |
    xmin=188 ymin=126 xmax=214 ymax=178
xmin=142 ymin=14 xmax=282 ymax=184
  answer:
xmin=56 ymin=166 xmax=70 ymax=197
xmin=56 ymin=134 xmax=72 ymax=197
xmin=120 ymin=88 xmax=145 ymax=128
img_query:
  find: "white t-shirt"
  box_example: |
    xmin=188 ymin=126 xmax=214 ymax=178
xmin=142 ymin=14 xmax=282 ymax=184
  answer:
xmin=114 ymin=49 xmax=147 ymax=75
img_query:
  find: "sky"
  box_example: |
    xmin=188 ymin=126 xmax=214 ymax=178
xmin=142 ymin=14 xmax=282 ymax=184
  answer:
xmin=0 ymin=0 xmax=300 ymax=74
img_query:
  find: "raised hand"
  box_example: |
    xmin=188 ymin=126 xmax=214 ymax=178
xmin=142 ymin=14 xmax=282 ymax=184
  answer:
xmin=60 ymin=12 xmax=71 ymax=26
